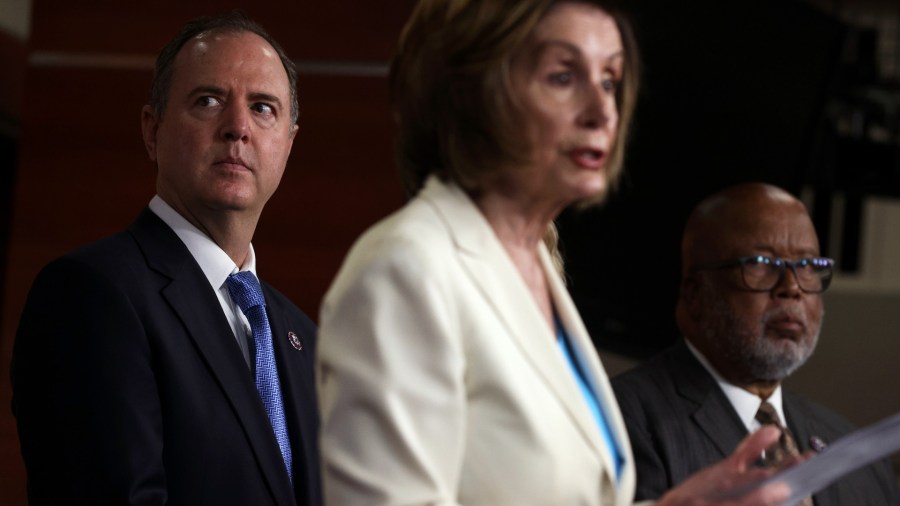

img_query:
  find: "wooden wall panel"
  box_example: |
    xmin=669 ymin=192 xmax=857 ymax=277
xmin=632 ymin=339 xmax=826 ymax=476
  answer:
xmin=1 ymin=2 xmax=413 ymax=503
xmin=0 ymin=30 xmax=26 ymax=120
xmin=254 ymin=73 xmax=404 ymax=315
xmin=29 ymin=0 xmax=416 ymax=60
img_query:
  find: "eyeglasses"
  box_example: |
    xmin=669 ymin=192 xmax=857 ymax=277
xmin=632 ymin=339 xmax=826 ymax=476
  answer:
xmin=691 ymin=255 xmax=835 ymax=293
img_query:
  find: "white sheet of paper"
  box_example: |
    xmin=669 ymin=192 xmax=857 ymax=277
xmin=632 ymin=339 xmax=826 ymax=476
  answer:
xmin=740 ymin=410 xmax=900 ymax=505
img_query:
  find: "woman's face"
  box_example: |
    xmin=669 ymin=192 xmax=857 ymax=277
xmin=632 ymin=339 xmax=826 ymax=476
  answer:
xmin=506 ymin=1 xmax=623 ymax=209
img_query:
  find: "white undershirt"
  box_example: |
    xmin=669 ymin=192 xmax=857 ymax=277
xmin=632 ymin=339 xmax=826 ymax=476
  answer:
xmin=148 ymin=195 xmax=255 ymax=367
xmin=684 ymin=339 xmax=787 ymax=432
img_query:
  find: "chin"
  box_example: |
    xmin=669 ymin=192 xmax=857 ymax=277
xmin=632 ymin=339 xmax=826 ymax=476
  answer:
xmin=208 ymin=191 xmax=257 ymax=211
xmin=571 ymin=181 xmax=609 ymax=208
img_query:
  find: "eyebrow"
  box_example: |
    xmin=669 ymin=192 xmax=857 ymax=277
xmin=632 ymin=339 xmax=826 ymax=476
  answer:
xmin=750 ymin=247 xmax=821 ymax=258
xmin=533 ymin=39 xmax=623 ymax=64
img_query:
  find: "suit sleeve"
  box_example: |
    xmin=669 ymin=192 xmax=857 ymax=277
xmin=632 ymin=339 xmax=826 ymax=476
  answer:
xmin=317 ymin=238 xmax=466 ymax=506
xmin=613 ymin=379 xmax=672 ymax=501
xmin=11 ymin=257 xmax=166 ymax=505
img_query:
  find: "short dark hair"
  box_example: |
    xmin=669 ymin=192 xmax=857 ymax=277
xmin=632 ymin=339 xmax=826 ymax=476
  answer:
xmin=390 ymin=0 xmax=640 ymax=199
xmin=149 ymin=10 xmax=299 ymax=125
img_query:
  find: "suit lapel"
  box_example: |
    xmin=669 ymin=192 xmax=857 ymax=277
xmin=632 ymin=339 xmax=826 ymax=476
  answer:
xmin=129 ymin=209 xmax=295 ymax=505
xmin=783 ymin=392 xmax=815 ymax=453
xmin=783 ymin=392 xmax=835 ymax=506
xmin=265 ymin=285 xmax=318 ymax=502
xmin=546 ymin=256 xmax=635 ymax=505
xmin=420 ymin=178 xmax=610 ymax=478
xmin=670 ymin=341 xmax=747 ymax=459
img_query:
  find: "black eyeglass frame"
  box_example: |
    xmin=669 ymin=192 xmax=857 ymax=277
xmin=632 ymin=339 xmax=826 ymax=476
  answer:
xmin=690 ymin=255 xmax=835 ymax=293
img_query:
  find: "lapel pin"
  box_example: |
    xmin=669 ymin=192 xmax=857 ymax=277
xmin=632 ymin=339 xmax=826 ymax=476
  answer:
xmin=809 ymin=435 xmax=827 ymax=453
xmin=288 ymin=331 xmax=304 ymax=351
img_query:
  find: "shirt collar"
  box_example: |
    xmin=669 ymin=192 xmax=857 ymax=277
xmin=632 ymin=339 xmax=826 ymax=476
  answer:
xmin=148 ymin=196 xmax=257 ymax=289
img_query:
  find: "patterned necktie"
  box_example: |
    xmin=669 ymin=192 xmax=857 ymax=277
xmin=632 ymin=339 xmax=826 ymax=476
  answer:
xmin=226 ymin=271 xmax=293 ymax=482
xmin=756 ymin=401 xmax=812 ymax=506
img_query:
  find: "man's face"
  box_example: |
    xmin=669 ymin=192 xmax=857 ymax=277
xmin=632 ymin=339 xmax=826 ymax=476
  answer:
xmin=696 ymin=203 xmax=824 ymax=382
xmin=141 ymin=30 xmax=297 ymax=225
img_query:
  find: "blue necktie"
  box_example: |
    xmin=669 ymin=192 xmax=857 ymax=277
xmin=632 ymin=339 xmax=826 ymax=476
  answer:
xmin=226 ymin=271 xmax=293 ymax=482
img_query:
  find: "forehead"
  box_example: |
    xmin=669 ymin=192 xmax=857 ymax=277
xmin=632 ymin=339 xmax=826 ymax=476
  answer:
xmin=171 ymin=30 xmax=290 ymax=95
xmin=716 ymin=201 xmax=820 ymax=256
xmin=530 ymin=1 xmax=622 ymax=58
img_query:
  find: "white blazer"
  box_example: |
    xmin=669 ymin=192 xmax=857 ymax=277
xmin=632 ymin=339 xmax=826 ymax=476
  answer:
xmin=318 ymin=176 xmax=643 ymax=506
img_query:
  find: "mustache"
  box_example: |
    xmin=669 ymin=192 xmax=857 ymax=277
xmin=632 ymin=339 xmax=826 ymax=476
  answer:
xmin=761 ymin=305 xmax=808 ymax=329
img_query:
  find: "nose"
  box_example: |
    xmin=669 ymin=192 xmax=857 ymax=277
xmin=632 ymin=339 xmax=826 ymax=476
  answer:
xmin=220 ymin=103 xmax=251 ymax=142
xmin=772 ymin=266 xmax=802 ymax=299
xmin=576 ymin=83 xmax=617 ymax=130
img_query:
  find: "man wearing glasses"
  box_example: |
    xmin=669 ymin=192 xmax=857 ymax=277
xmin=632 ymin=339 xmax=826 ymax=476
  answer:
xmin=612 ymin=183 xmax=899 ymax=505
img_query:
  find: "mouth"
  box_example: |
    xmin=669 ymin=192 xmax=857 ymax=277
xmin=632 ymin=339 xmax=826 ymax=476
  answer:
xmin=766 ymin=316 xmax=805 ymax=338
xmin=214 ymin=156 xmax=252 ymax=171
xmin=569 ymin=147 xmax=606 ymax=169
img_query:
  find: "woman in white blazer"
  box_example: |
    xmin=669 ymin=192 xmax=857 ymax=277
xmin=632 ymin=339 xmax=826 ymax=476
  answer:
xmin=317 ymin=1 xmax=796 ymax=505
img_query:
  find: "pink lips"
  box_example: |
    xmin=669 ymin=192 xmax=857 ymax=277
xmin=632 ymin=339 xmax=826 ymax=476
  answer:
xmin=569 ymin=147 xmax=606 ymax=169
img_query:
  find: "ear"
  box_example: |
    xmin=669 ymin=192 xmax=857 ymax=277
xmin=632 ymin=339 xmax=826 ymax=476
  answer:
xmin=141 ymin=105 xmax=159 ymax=162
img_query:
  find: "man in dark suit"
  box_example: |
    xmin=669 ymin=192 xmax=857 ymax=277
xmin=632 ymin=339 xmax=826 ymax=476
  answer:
xmin=11 ymin=12 xmax=321 ymax=505
xmin=612 ymin=183 xmax=899 ymax=505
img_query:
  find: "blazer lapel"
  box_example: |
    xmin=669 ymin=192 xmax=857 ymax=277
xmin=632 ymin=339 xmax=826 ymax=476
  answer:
xmin=783 ymin=392 xmax=836 ymax=506
xmin=129 ymin=209 xmax=296 ymax=505
xmin=264 ymin=286 xmax=319 ymax=501
xmin=420 ymin=177 xmax=609 ymax=474
xmin=670 ymin=341 xmax=747 ymax=459
xmin=783 ymin=392 xmax=816 ymax=453
xmin=546 ymin=256 xmax=635 ymax=505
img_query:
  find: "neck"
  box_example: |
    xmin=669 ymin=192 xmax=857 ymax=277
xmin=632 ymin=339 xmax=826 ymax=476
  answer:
xmin=711 ymin=355 xmax=781 ymax=399
xmin=687 ymin=336 xmax=781 ymax=399
xmin=164 ymin=197 xmax=260 ymax=267
xmin=473 ymin=188 xmax=559 ymax=251
xmin=472 ymin=188 xmax=558 ymax=332
xmin=743 ymin=381 xmax=779 ymax=400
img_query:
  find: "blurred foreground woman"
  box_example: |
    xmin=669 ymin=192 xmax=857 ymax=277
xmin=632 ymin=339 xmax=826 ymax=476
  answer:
xmin=317 ymin=1 xmax=796 ymax=504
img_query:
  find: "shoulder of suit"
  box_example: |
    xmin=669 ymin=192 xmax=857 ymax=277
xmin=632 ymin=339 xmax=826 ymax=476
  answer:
xmin=343 ymin=199 xmax=455 ymax=272
xmin=35 ymin=229 xmax=145 ymax=288
xmin=261 ymin=281 xmax=315 ymax=323
xmin=782 ymin=389 xmax=857 ymax=435
xmin=611 ymin=343 xmax=683 ymax=390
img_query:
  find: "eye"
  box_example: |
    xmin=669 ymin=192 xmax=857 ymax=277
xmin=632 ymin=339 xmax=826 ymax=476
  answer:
xmin=197 ymin=96 xmax=222 ymax=108
xmin=601 ymin=78 xmax=618 ymax=93
xmin=252 ymin=103 xmax=275 ymax=116
xmin=548 ymin=71 xmax=573 ymax=86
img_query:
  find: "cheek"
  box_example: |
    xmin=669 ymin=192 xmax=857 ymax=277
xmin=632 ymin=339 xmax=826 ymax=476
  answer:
xmin=608 ymin=109 xmax=619 ymax=138
xmin=263 ymin=135 xmax=293 ymax=166
xmin=727 ymin=294 xmax=768 ymax=328
xmin=258 ymin=136 xmax=293 ymax=185
xmin=804 ymin=299 xmax=824 ymax=327
xmin=158 ymin=123 xmax=204 ymax=161
xmin=520 ymin=92 xmax=566 ymax=141
xmin=530 ymin=112 xmax=569 ymax=156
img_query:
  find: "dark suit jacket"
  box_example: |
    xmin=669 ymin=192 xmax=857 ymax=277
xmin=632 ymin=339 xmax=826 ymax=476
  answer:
xmin=612 ymin=340 xmax=899 ymax=505
xmin=11 ymin=209 xmax=322 ymax=506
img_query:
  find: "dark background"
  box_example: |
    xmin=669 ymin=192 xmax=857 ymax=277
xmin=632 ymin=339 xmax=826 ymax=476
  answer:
xmin=2 ymin=0 xmax=899 ymax=502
